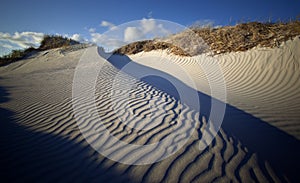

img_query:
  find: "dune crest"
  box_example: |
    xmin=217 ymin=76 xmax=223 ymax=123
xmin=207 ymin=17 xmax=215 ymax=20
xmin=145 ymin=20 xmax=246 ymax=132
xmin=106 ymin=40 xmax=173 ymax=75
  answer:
xmin=129 ymin=37 xmax=300 ymax=140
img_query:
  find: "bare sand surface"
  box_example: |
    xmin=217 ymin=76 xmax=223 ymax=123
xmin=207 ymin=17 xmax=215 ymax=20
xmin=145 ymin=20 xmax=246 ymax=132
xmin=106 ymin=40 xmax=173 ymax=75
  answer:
xmin=0 ymin=38 xmax=299 ymax=182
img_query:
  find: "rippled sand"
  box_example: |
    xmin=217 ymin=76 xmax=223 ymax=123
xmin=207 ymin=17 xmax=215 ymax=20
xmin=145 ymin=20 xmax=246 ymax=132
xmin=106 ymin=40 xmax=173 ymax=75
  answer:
xmin=0 ymin=38 xmax=299 ymax=182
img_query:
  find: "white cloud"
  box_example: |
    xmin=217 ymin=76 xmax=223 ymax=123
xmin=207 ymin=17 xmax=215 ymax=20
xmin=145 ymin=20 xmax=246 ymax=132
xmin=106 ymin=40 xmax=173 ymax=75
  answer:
xmin=60 ymin=33 xmax=88 ymax=43
xmin=141 ymin=18 xmax=157 ymax=33
xmin=122 ymin=18 xmax=171 ymax=43
xmin=89 ymin=19 xmax=174 ymax=51
xmin=0 ymin=31 xmax=89 ymax=56
xmin=89 ymin=28 xmax=96 ymax=33
xmin=90 ymin=32 xmax=126 ymax=51
xmin=0 ymin=31 xmax=44 ymax=48
xmin=70 ymin=33 xmax=87 ymax=42
xmin=101 ymin=21 xmax=114 ymax=27
xmin=0 ymin=31 xmax=45 ymax=56
xmin=90 ymin=32 xmax=102 ymax=43
xmin=141 ymin=18 xmax=171 ymax=36
xmin=1 ymin=42 xmax=14 ymax=49
xmin=100 ymin=21 xmax=117 ymax=30
xmin=124 ymin=27 xmax=144 ymax=42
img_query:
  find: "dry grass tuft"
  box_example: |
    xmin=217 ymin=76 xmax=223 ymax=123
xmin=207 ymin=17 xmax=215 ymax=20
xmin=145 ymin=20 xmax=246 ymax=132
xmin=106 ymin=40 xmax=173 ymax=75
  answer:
xmin=114 ymin=21 xmax=300 ymax=56
xmin=194 ymin=21 xmax=300 ymax=54
xmin=38 ymin=35 xmax=80 ymax=50
xmin=114 ymin=40 xmax=190 ymax=56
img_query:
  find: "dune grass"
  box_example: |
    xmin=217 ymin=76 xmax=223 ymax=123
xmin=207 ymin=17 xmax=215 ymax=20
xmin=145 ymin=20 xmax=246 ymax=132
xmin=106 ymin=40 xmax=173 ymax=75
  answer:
xmin=38 ymin=35 xmax=79 ymax=51
xmin=114 ymin=40 xmax=189 ymax=56
xmin=114 ymin=20 xmax=300 ymax=56
xmin=194 ymin=20 xmax=300 ymax=54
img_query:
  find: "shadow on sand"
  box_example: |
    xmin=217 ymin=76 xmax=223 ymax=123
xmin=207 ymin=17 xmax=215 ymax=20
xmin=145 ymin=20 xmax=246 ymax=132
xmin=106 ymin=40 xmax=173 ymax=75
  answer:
xmin=107 ymin=53 xmax=300 ymax=183
xmin=1 ymin=49 xmax=299 ymax=182
xmin=0 ymin=84 xmax=133 ymax=182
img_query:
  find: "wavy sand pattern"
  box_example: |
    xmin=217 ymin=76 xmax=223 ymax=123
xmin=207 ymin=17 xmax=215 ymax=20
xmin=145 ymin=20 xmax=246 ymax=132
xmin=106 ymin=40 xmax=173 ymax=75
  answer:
xmin=0 ymin=39 xmax=300 ymax=182
xmin=130 ymin=38 xmax=300 ymax=140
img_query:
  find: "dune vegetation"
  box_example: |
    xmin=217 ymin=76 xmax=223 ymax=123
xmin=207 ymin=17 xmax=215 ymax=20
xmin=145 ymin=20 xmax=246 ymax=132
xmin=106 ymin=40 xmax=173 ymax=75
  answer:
xmin=0 ymin=35 xmax=80 ymax=66
xmin=114 ymin=20 xmax=300 ymax=56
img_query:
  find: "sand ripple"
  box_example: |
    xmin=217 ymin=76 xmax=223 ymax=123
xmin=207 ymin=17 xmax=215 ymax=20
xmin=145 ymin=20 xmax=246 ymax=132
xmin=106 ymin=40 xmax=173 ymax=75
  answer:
xmin=0 ymin=41 xmax=299 ymax=182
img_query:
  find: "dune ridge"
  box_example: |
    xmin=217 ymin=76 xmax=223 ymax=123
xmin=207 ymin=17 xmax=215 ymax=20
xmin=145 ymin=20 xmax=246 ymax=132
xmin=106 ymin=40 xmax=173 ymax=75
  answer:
xmin=129 ymin=37 xmax=300 ymax=139
xmin=0 ymin=38 xmax=299 ymax=182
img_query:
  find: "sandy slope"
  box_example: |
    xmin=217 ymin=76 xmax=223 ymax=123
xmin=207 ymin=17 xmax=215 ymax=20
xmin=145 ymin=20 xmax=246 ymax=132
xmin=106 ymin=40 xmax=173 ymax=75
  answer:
xmin=0 ymin=39 xmax=299 ymax=182
xmin=129 ymin=37 xmax=300 ymax=140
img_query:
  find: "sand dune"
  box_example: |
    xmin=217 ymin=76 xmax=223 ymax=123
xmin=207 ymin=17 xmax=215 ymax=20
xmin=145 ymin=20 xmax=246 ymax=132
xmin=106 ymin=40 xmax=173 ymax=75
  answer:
xmin=129 ymin=37 xmax=300 ymax=140
xmin=1 ymin=39 xmax=300 ymax=182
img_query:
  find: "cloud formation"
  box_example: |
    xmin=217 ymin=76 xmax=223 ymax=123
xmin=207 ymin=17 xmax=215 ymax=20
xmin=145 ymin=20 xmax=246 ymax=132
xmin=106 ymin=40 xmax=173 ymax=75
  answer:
xmin=123 ymin=19 xmax=170 ymax=42
xmin=124 ymin=27 xmax=144 ymax=42
xmin=90 ymin=32 xmax=126 ymax=50
xmin=90 ymin=18 xmax=172 ymax=51
xmin=0 ymin=32 xmax=44 ymax=48
xmin=70 ymin=33 xmax=88 ymax=43
xmin=0 ymin=31 xmax=45 ymax=56
xmin=0 ymin=31 xmax=89 ymax=56
xmin=100 ymin=21 xmax=117 ymax=30
xmin=88 ymin=28 xmax=96 ymax=33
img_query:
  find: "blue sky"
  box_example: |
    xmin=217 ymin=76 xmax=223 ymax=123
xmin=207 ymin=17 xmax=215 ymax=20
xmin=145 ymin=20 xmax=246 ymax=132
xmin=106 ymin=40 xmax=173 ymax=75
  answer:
xmin=1 ymin=0 xmax=299 ymax=55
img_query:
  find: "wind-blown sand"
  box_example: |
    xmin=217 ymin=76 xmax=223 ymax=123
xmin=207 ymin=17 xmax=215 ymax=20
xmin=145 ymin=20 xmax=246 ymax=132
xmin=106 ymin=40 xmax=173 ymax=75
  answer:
xmin=0 ymin=38 xmax=300 ymax=182
xmin=129 ymin=37 xmax=300 ymax=140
